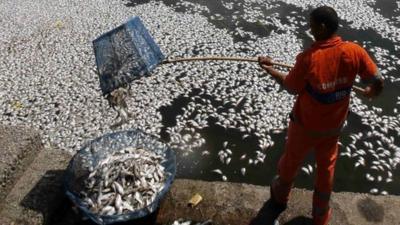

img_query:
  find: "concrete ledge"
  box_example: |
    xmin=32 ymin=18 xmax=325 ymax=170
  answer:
xmin=0 ymin=125 xmax=399 ymax=225
xmin=0 ymin=148 xmax=72 ymax=225
xmin=0 ymin=125 xmax=43 ymax=204
xmin=157 ymin=179 xmax=400 ymax=225
xmin=2 ymin=167 xmax=400 ymax=225
xmin=157 ymin=179 xmax=267 ymax=225
xmin=331 ymin=192 xmax=399 ymax=225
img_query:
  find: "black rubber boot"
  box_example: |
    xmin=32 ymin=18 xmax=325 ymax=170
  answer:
xmin=270 ymin=183 xmax=288 ymax=213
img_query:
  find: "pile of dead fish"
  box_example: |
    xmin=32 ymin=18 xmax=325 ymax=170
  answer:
xmin=79 ymin=147 xmax=167 ymax=216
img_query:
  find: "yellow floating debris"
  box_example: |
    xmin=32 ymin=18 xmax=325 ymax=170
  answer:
xmin=188 ymin=193 xmax=203 ymax=208
xmin=55 ymin=20 xmax=64 ymax=29
xmin=11 ymin=100 xmax=23 ymax=110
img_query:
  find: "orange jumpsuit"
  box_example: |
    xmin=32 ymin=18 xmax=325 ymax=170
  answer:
xmin=271 ymin=36 xmax=380 ymax=225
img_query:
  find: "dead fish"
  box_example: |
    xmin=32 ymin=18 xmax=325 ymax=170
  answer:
xmin=307 ymin=164 xmax=313 ymax=173
xmin=212 ymin=169 xmax=223 ymax=175
xmin=100 ymin=206 xmax=115 ymax=216
xmin=241 ymin=167 xmax=246 ymax=176
xmin=115 ymin=194 xmax=123 ymax=214
xmin=201 ymin=150 xmax=210 ymax=156
xmin=219 ymin=154 xmax=225 ymax=163
xmin=113 ymin=181 xmax=124 ymax=195
xmin=301 ymin=166 xmax=311 ymax=175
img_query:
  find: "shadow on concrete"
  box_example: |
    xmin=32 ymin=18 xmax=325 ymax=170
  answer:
xmin=20 ymin=170 xmax=161 ymax=225
xmin=249 ymin=198 xmax=313 ymax=225
xmin=50 ymin=206 xmax=159 ymax=225
xmin=50 ymin=202 xmax=160 ymax=225
xmin=20 ymin=170 xmax=66 ymax=225
xmin=282 ymin=216 xmax=312 ymax=225
xmin=249 ymin=199 xmax=285 ymax=225
xmin=357 ymin=197 xmax=384 ymax=223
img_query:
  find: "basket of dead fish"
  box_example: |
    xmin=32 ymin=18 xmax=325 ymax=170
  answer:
xmin=64 ymin=129 xmax=176 ymax=224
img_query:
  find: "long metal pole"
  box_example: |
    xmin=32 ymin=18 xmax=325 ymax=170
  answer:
xmin=163 ymin=56 xmax=293 ymax=68
xmin=163 ymin=56 xmax=365 ymax=94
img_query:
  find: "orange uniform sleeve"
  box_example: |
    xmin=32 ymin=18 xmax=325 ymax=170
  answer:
xmin=283 ymin=53 xmax=308 ymax=94
xmin=358 ymin=48 xmax=380 ymax=83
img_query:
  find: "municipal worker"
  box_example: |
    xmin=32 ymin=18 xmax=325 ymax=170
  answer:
xmin=258 ymin=6 xmax=384 ymax=225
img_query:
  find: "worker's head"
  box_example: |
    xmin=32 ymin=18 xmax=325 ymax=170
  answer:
xmin=309 ymin=6 xmax=339 ymax=41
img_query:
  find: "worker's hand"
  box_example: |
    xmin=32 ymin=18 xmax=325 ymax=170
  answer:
xmin=362 ymin=86 xmax=375 ymax=98
xmin=258 ymin=56 xmax=274 ymax=74
xmin=258 ymin=56 xmax=274 ymax=67
xmin=362 ymin=78 xmax=384 ymax=98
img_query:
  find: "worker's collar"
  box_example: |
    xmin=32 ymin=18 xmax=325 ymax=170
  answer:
xmin=312 ymin=35 xmax=342 ymax=48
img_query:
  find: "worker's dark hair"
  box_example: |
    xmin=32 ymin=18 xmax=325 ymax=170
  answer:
xmin=310 ymin=6 xmax=339 ymax=35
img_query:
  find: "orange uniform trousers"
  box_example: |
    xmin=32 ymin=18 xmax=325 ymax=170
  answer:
xmin=272 ymin=120 xmax=339 ymax=225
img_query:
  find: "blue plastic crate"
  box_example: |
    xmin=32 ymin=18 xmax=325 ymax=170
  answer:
xmin=93 ymin=17 xmax=165 ymax=95
xmin=64 ymin=129 xmax=176 ymax=224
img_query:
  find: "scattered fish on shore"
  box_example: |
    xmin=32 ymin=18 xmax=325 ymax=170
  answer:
xmin=170 ymin=219 xmax=213 ymax=225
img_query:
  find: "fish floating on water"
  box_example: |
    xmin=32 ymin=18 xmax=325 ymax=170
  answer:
xmin=241 ymin=167 xmax=246 ymax=176
xmin=79 ymin=147 xmax=167 ymax=216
